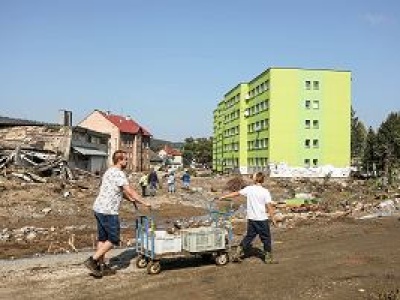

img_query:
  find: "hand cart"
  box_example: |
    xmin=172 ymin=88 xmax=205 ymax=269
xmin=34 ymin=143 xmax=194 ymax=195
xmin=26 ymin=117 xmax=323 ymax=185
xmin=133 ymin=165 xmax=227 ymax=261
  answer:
xmin=135 ymin=203 xmax=235 ymax=275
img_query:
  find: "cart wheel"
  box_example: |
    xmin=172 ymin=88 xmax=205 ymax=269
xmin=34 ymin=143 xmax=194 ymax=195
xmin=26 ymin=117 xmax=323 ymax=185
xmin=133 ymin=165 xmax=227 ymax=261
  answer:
xmin=215 ymin=253 xmax=229 ymax=266
xmin=147 ymin=261 xmax=161 ymax=275
xmin=136 ymin=256 xmax=148 ymax=269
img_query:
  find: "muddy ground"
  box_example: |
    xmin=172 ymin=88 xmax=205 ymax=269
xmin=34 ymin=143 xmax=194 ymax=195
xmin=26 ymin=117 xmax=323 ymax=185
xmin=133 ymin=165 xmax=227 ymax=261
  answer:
xmin=1 ymin=174 xmax=399 ymax=299
xmin=1 ymin=217 xmax=399 ymax=300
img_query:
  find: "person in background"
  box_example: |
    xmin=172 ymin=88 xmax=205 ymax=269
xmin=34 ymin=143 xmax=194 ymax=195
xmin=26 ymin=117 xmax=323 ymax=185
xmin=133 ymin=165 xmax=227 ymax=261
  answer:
xmin=167 ymin=171 xmax=176 ymax=193
xmin=181 ymin=170 xmax=191 ymax=189
xmin=219 ymin=172 xmax=277 ymax=264
xmin=147 ymin=169 xmax=159 ymax=197
xmin=138 ymin=172 xmax=148 ymax=197
xmin=84 ymin=150 xmax=151 ymax=278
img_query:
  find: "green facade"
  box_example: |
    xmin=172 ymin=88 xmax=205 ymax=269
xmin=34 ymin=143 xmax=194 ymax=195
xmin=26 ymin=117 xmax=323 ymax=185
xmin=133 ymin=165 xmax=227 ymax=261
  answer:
xmin=212 ymin=68 xmax=351 ymax=175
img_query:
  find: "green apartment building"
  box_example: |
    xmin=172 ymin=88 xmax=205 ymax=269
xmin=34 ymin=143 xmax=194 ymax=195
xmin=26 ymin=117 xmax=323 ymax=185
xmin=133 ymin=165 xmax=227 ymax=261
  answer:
xmin=213 ymin=68 xmax=351 ymax=177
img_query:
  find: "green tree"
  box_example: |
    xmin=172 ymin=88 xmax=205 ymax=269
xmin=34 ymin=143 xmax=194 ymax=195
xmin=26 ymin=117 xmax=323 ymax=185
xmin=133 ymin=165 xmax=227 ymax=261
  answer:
xmin=351 ymin=108 xmax=367 ymax=166
xmin=182 ymin=137 xmax=213 ymax=167
xmin=362 ymin=126 xmax=378 ymax=174
xmin=375 ymin=112 xmax=400 ymax=178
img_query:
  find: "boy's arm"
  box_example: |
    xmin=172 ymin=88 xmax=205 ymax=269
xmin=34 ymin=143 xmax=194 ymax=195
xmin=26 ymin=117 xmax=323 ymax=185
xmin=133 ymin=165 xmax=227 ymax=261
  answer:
xmin=219 ymin=191 xmax=240 ymax=200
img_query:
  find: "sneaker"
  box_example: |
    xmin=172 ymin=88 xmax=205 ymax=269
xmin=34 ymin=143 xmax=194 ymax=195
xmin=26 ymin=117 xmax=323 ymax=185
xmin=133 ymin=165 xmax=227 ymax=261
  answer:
xmin=232 ymin=246 xmax=244 ymax=263
xmin=84 ymin=257 xmax=103 ymax=278
xmin=264 ymin=251 xmax=278 ymax=264
xmin=100 ymin=263 xmax=117 ymax=276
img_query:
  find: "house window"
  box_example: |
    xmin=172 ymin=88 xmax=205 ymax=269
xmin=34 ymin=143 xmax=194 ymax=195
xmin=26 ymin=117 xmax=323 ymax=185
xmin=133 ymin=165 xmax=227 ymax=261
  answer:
xmin=313 ymin=120 xmax=319 ymax=129
xmin=313 ymin=81 xmax=320 ymax=90
xmin=305 ymin=100 xmax=311 ymax=109
xmin=305 ymin=139 xmax=311 ymax=148
xmin=313 ymin=159 xmax=319 ymax=167
xmin=313 ymin=139 xmax=319 ymax=148
xmin=304 ymin=159 xmax=310 ymax=168
xmin=313 ymin=100 xmax=320 ymax=109
xmin=305 ymin=81 xmax=311 ymax=90
xmin=305 ymin=120 xmax=311 ymax=129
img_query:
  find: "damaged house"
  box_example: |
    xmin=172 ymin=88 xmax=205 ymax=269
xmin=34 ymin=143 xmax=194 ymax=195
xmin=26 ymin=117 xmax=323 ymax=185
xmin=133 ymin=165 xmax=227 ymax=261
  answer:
xmin=69 ymin=126 xmax=109 ymax=174
xmin=0 ymin=113 xmax=110 ymax=176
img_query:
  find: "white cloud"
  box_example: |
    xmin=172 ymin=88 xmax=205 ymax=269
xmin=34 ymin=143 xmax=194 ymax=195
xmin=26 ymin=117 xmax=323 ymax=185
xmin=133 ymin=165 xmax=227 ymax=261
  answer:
xmin=363 ymin=12 xmax=396 ymax=26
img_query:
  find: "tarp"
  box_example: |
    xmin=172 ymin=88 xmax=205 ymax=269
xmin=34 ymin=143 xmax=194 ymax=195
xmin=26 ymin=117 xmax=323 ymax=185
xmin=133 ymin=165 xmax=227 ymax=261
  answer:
xmin=72 ymin=146 xmax=107 ymax=157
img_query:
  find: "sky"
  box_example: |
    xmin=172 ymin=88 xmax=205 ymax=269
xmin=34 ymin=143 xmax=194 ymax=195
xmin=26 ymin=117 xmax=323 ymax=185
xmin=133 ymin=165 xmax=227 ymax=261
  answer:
xmin=0 ymin=0 xmax=399 ymax=141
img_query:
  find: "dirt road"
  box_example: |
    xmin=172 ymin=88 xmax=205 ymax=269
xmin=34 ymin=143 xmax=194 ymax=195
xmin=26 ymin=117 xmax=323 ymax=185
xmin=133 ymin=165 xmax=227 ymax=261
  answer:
xmin=1 ymin=217 xmax=399 ymax=300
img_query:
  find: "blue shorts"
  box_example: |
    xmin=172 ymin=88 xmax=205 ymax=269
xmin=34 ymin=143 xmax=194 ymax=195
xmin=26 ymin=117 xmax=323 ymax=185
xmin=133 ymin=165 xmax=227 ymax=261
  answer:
xmin=94 ymin=212 xmax=120 ymax=246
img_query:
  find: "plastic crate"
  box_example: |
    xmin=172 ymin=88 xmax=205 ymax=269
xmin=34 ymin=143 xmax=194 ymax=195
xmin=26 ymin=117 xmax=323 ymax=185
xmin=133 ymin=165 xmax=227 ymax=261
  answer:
xmin=142 ymin=231 xmax=182 ymax=254
xmin=181 ymin=227 xmax=226 ymax=252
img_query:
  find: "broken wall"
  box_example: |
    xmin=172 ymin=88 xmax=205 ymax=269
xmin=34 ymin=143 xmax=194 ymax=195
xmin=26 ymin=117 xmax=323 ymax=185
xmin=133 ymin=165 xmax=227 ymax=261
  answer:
xmin=0 ymin=126 xmax=72 ymax=157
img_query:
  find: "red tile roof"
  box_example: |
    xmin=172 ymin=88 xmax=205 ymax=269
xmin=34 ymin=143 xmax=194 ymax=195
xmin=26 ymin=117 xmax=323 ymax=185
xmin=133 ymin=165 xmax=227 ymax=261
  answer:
xmin=164 ymin=144 xmax=182 ymax=156
xmin=98 ymin=111 xmax=151 ymax=136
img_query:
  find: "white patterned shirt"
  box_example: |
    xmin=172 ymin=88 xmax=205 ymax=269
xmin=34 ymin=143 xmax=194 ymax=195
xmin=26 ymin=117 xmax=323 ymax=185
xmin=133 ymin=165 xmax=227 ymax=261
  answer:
xmin=93 ymin=167 xmax=129 ymax=215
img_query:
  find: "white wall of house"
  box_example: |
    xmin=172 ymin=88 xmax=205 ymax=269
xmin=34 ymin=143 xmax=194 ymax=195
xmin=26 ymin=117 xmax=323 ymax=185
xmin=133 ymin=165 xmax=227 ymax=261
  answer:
xmin=172 ymin=155 xmax=183 ymax=165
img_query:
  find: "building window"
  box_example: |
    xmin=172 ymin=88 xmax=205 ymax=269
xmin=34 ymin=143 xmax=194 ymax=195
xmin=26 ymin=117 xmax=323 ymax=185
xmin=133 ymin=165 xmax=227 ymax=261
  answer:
xmin=305 ymin=139 xmax=311 ymax=148
xmin=313 ymin=81 xmax=320 ymax=90
xmin=305 ymin=81 xmax=311 ymax=90
xmin=313 ymin=159 xmax=319 ymax=167
xmin=305 ymin=120 xmax=311 ymax=129
xmin=313 ymin=139 xmax=319 ymax=148
xmin=304 ymin=159 xmax=310 ymax=168
xmin=305 ymin=100 xmax=311 ymax=109
xmin=313 ymin=100 xmax=319 ymax=109
xmin=313 ymin=120 xmax=319 ymax=129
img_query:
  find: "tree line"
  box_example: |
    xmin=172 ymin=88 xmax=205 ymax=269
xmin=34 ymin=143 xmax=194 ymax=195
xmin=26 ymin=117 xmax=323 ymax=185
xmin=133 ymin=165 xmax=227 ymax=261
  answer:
xmin=351 ymin=109 xmax=400 ymax=180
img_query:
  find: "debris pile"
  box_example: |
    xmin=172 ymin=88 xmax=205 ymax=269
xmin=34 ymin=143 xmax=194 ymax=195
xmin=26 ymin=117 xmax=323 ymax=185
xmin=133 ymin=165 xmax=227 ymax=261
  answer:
xmin=225 ymin=176 xmax=247 ymax=192
xmin=0 ymin=146 xmax=74 ymax=182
